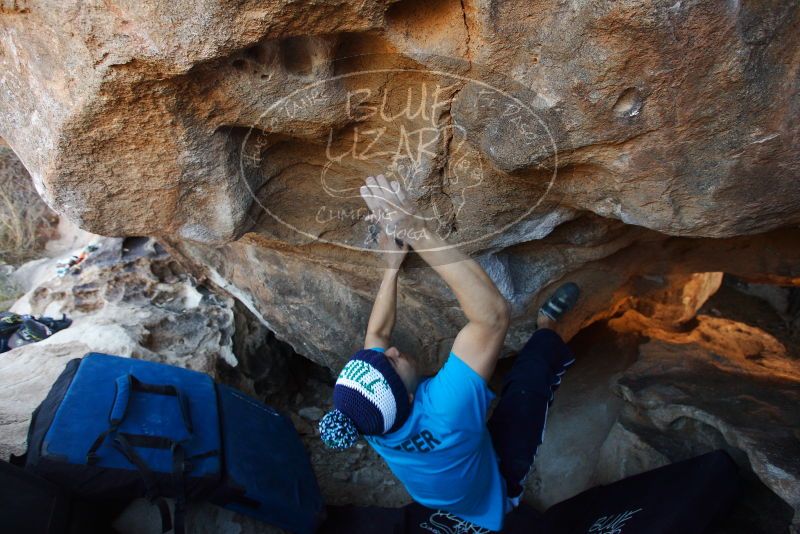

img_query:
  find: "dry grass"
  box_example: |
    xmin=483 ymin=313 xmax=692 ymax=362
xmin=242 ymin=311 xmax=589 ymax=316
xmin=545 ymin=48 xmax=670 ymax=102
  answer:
xmin=0 ymin=146 xmax=57 ymax=266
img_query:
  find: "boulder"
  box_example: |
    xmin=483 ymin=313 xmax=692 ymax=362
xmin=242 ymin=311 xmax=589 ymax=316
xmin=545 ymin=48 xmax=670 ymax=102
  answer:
xmin=610 ymin=318 xmax=800 ymax=528
xmin=159 ymin=225 xmax=800 ymax=371
xmin=3 ymin=0 xmax=800 ymax=524
xmin=1 ymin=1 xmax=799 ymax=370
xmin=2 ymin=1 xmax=798 ymax=240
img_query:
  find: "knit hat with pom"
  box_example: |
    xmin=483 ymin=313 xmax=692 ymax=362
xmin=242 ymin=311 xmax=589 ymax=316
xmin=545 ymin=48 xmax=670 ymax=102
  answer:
xmin=319 ymin=348 xmax=411 ymax=450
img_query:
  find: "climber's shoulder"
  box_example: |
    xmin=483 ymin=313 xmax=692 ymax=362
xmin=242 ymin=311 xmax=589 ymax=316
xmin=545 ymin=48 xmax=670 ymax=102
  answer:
xmin=420 ymin=352 xmax=495 ymax=432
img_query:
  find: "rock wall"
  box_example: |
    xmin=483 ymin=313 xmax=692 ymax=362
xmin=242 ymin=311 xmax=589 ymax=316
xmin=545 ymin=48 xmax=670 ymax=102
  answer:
xmin=2 ymin=0 xmax=799 ymax=371
xmin=610 ymin=312 xmax=800 ymax=520
xmin=6 ymin=2 xmax=798 ymax=521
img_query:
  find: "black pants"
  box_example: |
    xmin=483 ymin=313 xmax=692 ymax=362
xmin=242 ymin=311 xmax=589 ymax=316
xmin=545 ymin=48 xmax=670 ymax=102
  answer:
xmin=487 ymin=328 xmax=575 ymax=504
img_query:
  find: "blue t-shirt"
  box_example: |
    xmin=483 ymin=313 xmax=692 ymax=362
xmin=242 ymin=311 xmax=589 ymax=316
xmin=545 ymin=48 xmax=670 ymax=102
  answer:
xmin=364 ymin=349 xmax=507 ymax=531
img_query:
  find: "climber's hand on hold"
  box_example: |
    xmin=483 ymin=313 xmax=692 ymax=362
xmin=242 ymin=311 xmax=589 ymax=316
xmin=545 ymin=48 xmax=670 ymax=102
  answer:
xmin=360 ymin=174 xmax=423 ymax=239
xmin=376 ymin=230 xmax=409 ymax=271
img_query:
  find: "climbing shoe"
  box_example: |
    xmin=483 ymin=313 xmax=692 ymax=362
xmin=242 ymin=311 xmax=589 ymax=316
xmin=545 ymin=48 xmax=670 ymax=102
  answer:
xmin=539 ymin=282 xmax=581 ymax=322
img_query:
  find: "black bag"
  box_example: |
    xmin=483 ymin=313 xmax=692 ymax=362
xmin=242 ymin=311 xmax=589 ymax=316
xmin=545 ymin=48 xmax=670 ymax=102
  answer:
xmin=542 ymin=450 xmax=740 ymax=534
xmin=321 ymin=450 xmax=739 ymax=534
xmin=0 ymin=459 xmax=71 ymax=534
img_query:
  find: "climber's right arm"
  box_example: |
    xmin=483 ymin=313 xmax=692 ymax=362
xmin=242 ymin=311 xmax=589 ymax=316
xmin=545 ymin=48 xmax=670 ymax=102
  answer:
xmin=411 ymin=232 xmax=510 ymax=382
xmin=360 ymin=174 xmax=510 ymax=381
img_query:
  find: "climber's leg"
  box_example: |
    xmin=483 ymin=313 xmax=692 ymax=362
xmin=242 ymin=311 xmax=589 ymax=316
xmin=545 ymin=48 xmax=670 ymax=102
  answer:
xmin=487 ymin=327 xmax=575 ymax=506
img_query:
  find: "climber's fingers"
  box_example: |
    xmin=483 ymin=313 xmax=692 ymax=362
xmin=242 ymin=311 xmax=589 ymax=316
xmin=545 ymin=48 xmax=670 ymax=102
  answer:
xmin=376 ymin=174 xmax=410 ymax=213
xmin=391 ymin=179 xmax=408 ymax=207
xmin=364 ymin=175 xmax=387 ymax=205
xmin=361 ymin=177 xmax=385 ymax=215
xmin=361 ymin=178 xmax=394 ymax=232
xmin=368 ymin=175 xmax=391 ymax=208
xmin=363 ymin=175 xmax=400 ymax=219
xmin=375 ymin=174 xmax=394 ymax=199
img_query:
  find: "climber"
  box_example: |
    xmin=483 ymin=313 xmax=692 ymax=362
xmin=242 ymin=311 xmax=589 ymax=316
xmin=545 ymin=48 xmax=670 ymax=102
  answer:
xmin=319 ymin=174 xmax=580 ymax=532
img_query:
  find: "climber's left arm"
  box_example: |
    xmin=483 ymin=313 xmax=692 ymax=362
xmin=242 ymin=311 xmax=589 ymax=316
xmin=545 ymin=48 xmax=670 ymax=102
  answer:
xmin=364 ymin=269 xmax=399 ymax=349
xmin=364 ymin=232 xmax=409 ymax=349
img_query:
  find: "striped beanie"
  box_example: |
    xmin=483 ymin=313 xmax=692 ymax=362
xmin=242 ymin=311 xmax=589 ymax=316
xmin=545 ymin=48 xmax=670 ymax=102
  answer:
xmin=319 ymin=349 xmax=411 ymax=450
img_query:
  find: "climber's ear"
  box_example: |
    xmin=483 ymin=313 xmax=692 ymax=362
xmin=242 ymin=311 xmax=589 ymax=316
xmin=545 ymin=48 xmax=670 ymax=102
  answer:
xmin=408 ymin=392 xmax=414 ymax=404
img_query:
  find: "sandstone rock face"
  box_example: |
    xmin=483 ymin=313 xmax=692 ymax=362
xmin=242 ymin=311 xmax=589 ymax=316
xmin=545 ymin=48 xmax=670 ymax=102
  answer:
xmin=2 ymin=8 xmax=800 ymax=529
xmin=520 ymin=286 xmax=800 ymax=533
xmin=2 ymin=1 xmax=799 ymax=371
xmin=607 ymin=311 xmax=800 ymax=528
xmin=160 ymin=227 xmax=800 ymax=372
xmin=3 ymin=0 xmax=799 ymax=240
